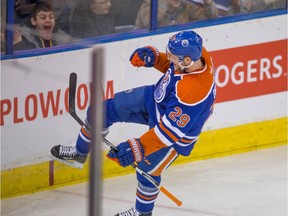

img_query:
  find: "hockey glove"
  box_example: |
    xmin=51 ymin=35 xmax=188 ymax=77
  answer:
xmin=129 ymin=46 xmax=159 ymax=67
xmin=107 ymin=138 xmax=144 ymax=167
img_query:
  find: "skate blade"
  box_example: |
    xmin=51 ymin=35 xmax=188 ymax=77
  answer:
xmin=48 ymin=153 xmax=84 ymax=169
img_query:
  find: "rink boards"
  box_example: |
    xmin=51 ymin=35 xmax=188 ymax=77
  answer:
xmin=1 ymin=14 xmax=287 ymax=198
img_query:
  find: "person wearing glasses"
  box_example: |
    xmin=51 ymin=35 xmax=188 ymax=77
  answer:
xmin=69 ymin=0 xmax=115 ymax=39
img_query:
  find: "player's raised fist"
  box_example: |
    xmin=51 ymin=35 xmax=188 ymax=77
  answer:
xmin=129 ymin=46 xmax=159 ymax=67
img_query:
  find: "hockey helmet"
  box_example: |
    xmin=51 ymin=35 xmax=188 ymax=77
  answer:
xmin=167 ymin=30 xmax=203 ymax=62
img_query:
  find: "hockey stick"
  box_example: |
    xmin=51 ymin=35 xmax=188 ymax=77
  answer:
xmin=69 ymin=72 xmax=86 ymax=127
xmin=69 ymin=72 xmax=182 ymax=207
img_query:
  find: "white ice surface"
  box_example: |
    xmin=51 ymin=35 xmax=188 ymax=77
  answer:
xmin=1 ymin=145 xmax=287 ymax=216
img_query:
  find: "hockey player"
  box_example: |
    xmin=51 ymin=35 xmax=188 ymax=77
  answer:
xmin=50 ymin=30 xmax=216 ymax=216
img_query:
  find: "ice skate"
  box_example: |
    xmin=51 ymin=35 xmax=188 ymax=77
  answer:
xmin=115 ymin=207 xmax=152 ymax=216
xmin=49 ymin=145 xmax=87 ymax=169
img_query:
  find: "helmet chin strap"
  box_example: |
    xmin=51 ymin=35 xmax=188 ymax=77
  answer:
xmin=167 ymin=49 xmax=194 ymax=71
xmin=179 ymin=60 xmax=194 ymax=70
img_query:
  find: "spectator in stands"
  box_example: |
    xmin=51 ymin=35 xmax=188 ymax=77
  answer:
xmin=1 ymin=15 xmax=29 ymax=53
xmin=111 ymin=0 xmax=144 ymax=26
xmin=14 ymin=0 xmax=36 ymax=24
xmin=232 ymin=0 xmax=286 ymax=14
xmin=69 ymin=0 xmax=115 ymax=39
xmin=189 ymin=0 xmax=237 ymax=17
xmin=1 ymin=17 xmax=8 ymax=52
xmin=135 ymin=0 xmax=218 ymax=29
xmin=47 ymin=0 xmax=76 ymax=34
xmin=13 ymin=1 xmax=72 ymax=51
xmin=191 ymin=0 xmax=286 ymax=16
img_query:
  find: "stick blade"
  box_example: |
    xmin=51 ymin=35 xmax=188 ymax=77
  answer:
xmin=159 ymin=186 xmax=182 ymax=206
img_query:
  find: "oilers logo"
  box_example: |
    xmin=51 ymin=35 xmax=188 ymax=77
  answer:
xmin=154 ymin=69 xmax=171 ymax=103
xmin=181 ymin=39 xmax=189 ymax=47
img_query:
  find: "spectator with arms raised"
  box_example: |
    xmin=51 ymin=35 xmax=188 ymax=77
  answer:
xmin=14 ymin=1 xmax=71 ymax=51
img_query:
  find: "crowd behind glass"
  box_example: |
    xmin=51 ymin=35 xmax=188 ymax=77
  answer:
xmin=1 ymin=0 xmax=287 ymax=53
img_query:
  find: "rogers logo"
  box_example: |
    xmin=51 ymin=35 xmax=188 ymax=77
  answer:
xmin=211 ymin=39 xmax=287 ymax=102
xmin=215 ymin=55 xmax=283 ymax=88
